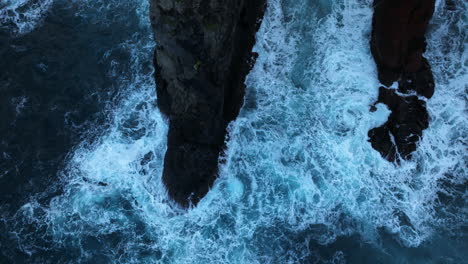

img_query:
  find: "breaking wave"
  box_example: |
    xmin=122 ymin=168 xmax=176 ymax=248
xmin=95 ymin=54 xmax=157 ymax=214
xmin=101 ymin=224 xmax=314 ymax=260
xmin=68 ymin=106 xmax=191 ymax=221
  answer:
xmin=2 ymin=0 xmax=466 ymax=263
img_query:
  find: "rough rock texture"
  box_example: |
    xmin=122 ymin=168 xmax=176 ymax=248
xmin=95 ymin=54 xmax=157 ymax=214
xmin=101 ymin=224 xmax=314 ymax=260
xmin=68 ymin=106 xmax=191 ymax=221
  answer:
xmin=368 ymin=0 xmax=435 ymax=162
xmin=150 ymin=0 xmax=266 ymax=207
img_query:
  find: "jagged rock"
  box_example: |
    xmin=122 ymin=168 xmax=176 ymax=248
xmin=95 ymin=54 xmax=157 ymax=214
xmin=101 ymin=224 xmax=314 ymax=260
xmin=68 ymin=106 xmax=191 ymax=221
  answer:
xmin=399 ymin=59 xmax=435 ymax=99
xmin=369 ymin=87 xmax=429 ymax=161
xmin=368 ymin=0 xmax=435 ymax=162
xmin=150 ymin=0 xmax=266 ymax=207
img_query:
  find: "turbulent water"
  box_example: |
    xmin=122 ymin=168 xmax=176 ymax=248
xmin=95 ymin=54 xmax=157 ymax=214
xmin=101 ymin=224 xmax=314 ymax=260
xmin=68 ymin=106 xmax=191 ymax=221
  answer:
xmin=0 ymin=0 xmax=466 ymax=263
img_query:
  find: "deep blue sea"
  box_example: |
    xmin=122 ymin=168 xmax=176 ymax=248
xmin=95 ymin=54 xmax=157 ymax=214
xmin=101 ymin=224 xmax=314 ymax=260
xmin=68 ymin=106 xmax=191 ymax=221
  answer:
xmin=0 ymin=0 xmax=466 ymax=263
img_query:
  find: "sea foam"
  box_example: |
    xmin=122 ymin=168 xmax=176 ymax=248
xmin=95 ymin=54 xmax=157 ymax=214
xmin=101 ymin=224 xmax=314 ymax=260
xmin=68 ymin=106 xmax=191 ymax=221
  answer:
xmin=9 ymin=0 xmax=466 ymax=263
xmin=0 ymin=0 xmax=53 ymax=36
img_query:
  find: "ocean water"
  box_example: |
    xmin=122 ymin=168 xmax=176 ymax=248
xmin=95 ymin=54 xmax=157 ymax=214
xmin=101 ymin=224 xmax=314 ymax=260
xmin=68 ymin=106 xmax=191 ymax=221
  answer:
xmin=0 ymin=0 xmax=466 ymax=263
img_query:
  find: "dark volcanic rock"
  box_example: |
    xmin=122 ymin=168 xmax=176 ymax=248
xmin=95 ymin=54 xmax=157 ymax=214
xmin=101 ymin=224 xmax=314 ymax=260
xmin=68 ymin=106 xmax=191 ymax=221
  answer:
xmin=399 ymin=59 xmax=435 ymax=99
xmin=150 ymin=0 xmax=266 ymax=207
xmin=369 ymin=87 xmax=429 ymax=161
xmin=369 ymin=0 xmax=435 ymax=162
xmin=371 ymin=0 xmax=435 ymax=86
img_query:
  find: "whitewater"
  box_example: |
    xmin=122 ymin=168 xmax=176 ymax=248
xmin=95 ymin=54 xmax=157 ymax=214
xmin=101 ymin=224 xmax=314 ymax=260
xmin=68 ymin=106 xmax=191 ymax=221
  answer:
xmin=1 ymin=0 xmax=466 ymax=263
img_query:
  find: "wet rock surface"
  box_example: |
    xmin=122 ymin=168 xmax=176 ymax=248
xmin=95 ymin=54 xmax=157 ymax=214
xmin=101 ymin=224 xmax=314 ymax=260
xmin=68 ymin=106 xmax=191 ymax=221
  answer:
xmin=368 ymin=0 xmax=435 ymax=162
xmin=150 ymin=0 xmax=266 ymax=207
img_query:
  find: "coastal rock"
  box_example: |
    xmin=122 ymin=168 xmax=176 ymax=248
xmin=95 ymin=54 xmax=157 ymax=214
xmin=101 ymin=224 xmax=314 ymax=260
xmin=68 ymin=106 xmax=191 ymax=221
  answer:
xmin=369 ymin=0 xmax=435 ymax=162
xmin=370 ymin=0 xmax=435 ymax=86
xmin=369 ymin=87 xmax=429 ymax=161
xmin=368 ymin=0 xmax=435 ymax=162
xmin=150 ymin=0 xmax=266 ymax=207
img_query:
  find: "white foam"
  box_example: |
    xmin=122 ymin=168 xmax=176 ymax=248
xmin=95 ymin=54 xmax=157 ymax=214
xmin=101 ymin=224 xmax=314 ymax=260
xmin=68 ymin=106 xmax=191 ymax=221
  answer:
xmin=0 ymin=0 xmax=53 ymax=36
xmin=12 ymin=0 xmax=467 ymax=262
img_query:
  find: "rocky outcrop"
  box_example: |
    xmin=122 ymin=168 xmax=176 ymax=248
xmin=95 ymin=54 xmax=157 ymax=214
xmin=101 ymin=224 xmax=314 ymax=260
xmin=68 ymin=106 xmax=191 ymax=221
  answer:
xmin=150 ymin=0 xmax=266 ymax=207
xmin=368 ymin=0 xmax=435 ymax=162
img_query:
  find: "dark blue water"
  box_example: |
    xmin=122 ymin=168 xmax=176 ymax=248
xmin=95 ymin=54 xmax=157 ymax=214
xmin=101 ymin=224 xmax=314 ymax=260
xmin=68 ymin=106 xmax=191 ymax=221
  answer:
xmin=1 ymin=0 xmax=466 ymax=263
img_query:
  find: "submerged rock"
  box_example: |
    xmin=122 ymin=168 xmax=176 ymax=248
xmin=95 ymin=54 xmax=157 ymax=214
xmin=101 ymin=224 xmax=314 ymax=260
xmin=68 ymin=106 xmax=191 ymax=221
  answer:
xmin=150 ymin=0 xmax=266 ymax=207
xmin=368 ymin=0 xmax=435 ymax=162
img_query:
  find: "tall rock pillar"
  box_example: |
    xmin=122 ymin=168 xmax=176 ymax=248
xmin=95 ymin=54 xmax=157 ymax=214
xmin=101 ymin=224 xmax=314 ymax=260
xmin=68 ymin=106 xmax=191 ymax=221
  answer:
xmin=150 ymin=0 xmax=266 ymax=206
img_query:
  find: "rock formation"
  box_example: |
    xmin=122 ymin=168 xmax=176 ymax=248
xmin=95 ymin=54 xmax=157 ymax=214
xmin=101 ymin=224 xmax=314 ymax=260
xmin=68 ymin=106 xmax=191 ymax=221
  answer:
xmin=150 ymin=0 xmax=266 ymax=207
xmin=368 ymin=0 xmax=436 ymax=162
